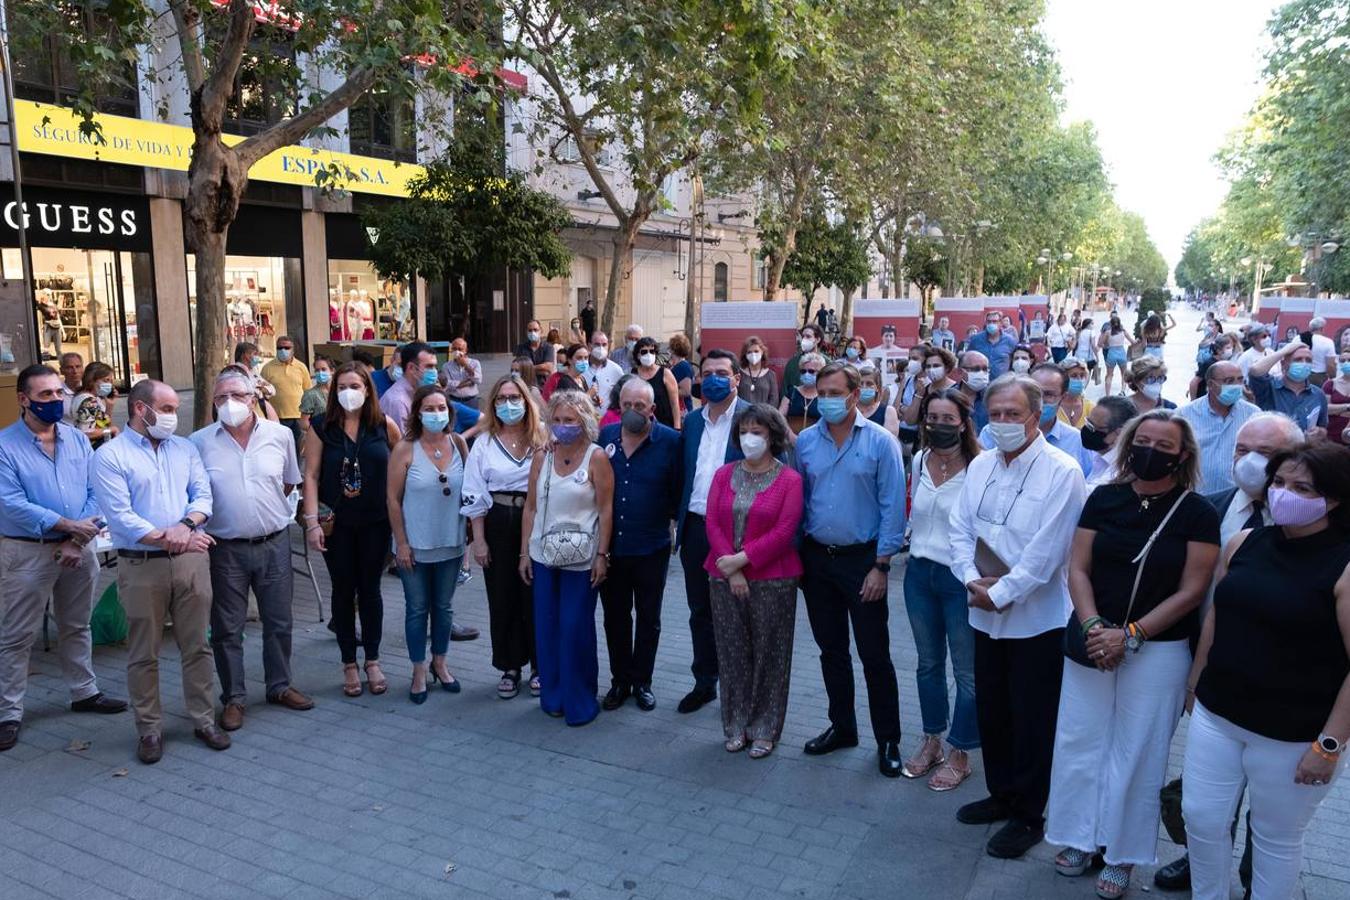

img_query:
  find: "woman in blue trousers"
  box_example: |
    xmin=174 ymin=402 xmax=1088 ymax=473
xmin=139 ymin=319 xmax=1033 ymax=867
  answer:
xmin=519 ymin=391 xmax=613 ymax=726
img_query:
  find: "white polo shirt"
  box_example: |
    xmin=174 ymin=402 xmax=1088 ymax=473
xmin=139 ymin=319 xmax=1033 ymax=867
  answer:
xmin=189 ymin=418 xmax=301 ymax=539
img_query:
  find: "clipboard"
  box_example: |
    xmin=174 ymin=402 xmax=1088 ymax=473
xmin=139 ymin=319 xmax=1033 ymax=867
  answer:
xmin=975 ymin=537 xmax=1011 ymax=578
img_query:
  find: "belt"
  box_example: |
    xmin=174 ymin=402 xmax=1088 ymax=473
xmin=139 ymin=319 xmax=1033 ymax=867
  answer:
xmin=5 ymin=535 xmax=68 ymax=545
xmin=492 ymin=492 xmax=526 ymax=508
xmin=117 ymin=549 xmax=171 ymax=560
xmin=805 ymin=537 xmax=877 ymax=557
xmin=215 ymin=529 xmax=286 ymax=545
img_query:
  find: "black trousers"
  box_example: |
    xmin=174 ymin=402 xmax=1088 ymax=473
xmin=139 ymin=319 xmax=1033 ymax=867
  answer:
xmin=599 ymin=549 xmax=669 ymax=687
xmin=678 ymin=515 xmax=718 ymax=689
xmin=973 ymin=627 xmax=1064 ymax=827
xmin=800 ymin=540 xmax=901 ymax=743
xmin=483 ymin=501 xmax=536 ymax=673
xmin=323 ymin=518 xmax=391 ymax=664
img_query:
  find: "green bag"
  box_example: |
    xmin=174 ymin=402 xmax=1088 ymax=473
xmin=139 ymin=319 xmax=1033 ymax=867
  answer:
xmin=90 ymin=583 xmax=128 ymax=646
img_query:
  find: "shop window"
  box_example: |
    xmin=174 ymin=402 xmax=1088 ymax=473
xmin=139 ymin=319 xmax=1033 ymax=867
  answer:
xmin=327 ymin=260 xmax=415 ymax=342
xmin=713 ymin=262 xmax=729 ymax=301
xmin=9 ymin=2 xmax=139 ymax=117
xmin=348 ymin=83 xmax=417 ymax=163
xmin=185 ymin=255 xmax=299 ymax=366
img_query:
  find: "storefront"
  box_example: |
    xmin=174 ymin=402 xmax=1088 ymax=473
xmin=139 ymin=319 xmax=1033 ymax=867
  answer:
xmin=0 ymin=184 xmax=161 ymax=387
xmin=325 ymin=213 xmax=415 ymax=343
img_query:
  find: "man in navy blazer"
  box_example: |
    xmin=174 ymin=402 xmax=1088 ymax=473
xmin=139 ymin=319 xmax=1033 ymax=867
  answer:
xmin=676 ymin=349 xmax=748 ymax=714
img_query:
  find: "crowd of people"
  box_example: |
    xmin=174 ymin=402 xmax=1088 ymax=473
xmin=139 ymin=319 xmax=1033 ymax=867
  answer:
xmin=0 ymin=303 xmax=1346 ymax=900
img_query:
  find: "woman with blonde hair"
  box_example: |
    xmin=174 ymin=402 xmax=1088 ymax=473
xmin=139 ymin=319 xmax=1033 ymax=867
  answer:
xmin=779 ymin=350 xmax=827 ymax=433
xmin=1125 ymin=355 xmax=1175 ymax=415
xmin=463 ymin=374 xmax=546 ymax=699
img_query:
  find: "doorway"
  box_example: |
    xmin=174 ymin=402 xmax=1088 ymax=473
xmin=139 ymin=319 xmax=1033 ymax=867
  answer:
xmin=32 ymin=247 xmax=145 ymax=387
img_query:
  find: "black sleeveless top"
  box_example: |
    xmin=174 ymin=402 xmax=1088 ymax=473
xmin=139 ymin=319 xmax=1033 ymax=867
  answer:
xmin=644 ymin=367 xmax=676 ymax=428
xmin=1198 ymin=525 xmax=1350 ymax=742
xmin=312 ymin=414 xmax=391 ymax=523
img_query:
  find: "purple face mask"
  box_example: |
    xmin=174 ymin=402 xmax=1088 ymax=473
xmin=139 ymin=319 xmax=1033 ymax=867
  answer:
xmin=1267 ymin=486 xmax=1328 ymax=527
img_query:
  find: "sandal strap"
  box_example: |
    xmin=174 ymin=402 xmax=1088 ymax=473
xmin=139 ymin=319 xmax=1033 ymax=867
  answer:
xmin=1098 ymin=865 xmax=1131 ymax=888
xmin=1057 ymin=848 xmax=1090 ymax=866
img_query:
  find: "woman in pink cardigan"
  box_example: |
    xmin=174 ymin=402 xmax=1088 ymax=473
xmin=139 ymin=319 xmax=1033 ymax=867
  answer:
xmin=704 ymin=403 xmax=804 ymax=759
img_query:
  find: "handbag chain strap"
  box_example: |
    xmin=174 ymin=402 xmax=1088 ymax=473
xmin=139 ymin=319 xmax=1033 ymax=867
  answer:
xmin=1122 ymin=489 xmax=1191 ymax=625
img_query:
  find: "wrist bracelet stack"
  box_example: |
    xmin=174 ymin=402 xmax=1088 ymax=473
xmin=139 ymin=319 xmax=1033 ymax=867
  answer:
xmin=1080 ymin=615 xmax=1107 ymax=637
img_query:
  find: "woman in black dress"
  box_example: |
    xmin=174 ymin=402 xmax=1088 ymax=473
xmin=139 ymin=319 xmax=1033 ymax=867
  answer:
xmin=632 ymin=336 xmax=681 ymax=429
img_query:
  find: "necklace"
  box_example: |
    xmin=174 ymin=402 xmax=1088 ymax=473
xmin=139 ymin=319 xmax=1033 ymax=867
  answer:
xmin=930 ymin=448 xmax=961 ymax=481
xmin=1133 ymin=485 xmax=1173 ymax=511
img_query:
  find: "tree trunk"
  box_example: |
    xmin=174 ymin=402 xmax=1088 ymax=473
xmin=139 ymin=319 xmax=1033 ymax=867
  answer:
xmin=840 ymin=287 xmax=856 ymax=337
xmin=601 ymin=217 xmax=641 ymax=338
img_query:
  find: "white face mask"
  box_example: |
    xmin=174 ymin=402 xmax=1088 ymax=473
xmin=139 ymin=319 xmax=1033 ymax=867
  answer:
xmin=925 ymin=366 xmax=946 ymax=381
xmin=591 ymin=346 xmax=608 ymax=362
xmin=1232 ymin=451 xmax=1269 ymax=499
xmin=217 ymin=399 xmax=252 ymax=428
xmin=1141 ymin=382 xmax=1163 ymax=400
xmin=906 ymin=359 xmax=921 ymax=376
xmin=638 ymin=353 xmax=656 ymax=367
xmin=144 ymin=407 xmax=178 ymax=440
xmin=965 ymin=371 xmax=990 ymax=391
xmin=337 ymin=387 xmax=366 ymax=412
xmin=989 ymin=420 xmax=1030 ymax=454
xmin=739 ymin=432 xmax=768 ymax=460
xmin=1011 ymin=358 xmax=1031 ymax=374
xmin=746 ymin=351 xmax=762 ymax=366
xmin=800 ymin=338 xmax=816 ymax=352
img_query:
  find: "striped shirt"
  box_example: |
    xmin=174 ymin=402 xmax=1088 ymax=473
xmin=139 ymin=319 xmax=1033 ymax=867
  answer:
xmin=1176 ymin=395 xmax=1262 ymax=494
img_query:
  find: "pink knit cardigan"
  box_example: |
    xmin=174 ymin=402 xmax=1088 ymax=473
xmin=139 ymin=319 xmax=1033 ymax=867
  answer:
xmin=703 ymin=462 xmax=804 ymax=581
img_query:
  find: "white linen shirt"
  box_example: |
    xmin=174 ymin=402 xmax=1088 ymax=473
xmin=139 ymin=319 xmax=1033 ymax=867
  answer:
xmin=907 ymin=449 xmax=965 ymax=568
xmin=189 ymin=418 xmax=301 ymax=539
xmin=461 ymin=434 xmax=534 ymax=519
xmin=1311 ymin=333 xmax=1337 ymax=376
xmin=949 ymin=434 xmax=1086 ymax=639
xmin=686 ymin=405 xmax=735 ymax=516
xmin=584 ymin=359 xmax=626 ymax=414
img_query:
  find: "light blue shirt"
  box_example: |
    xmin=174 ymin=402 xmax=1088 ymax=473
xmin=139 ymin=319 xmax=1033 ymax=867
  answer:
xmin=1176 ymin=395 xmax=1262 ymax=494
xmin=0 ymin=420 xmax=100 ymax=538
xmin=796 ymin=412 xmax=906 ymax=556
xmin=979 ymin=418 xmax=1092 ymax=477
xmin=90 ymin=429 xmax=213 ymax=551
xmin=967 ymin=331 xmax=1019 ymax=379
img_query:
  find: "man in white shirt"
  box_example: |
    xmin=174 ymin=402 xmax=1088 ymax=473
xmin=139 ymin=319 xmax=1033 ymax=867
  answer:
xmin=1235 ymin=323 xmax=1274 ymax=378
xmin=1307 ymin=316 xmax=1337 ymax=384
xmin=584 ymin=331 xmax=626 ymax=414
xmin=191 ymin=371 xmax=313 ymax=734
xmin=950 ymin=374 xmax=1087 ymax=860
xmin=978 ymin=365 xmax=1091 ymax=476
xmin=441 ymin=337 xmax=483 ymax=409
xmin=58 ymin=352 xmax=83 ymax=423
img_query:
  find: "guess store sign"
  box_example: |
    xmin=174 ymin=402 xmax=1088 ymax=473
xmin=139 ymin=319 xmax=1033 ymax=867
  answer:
xmin=0 ymin=184 xmax=150 ymax=252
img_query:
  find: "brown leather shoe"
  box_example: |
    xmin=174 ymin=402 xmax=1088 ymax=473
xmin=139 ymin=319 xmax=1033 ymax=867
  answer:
xmin=0 ymin=720 xmax=20 ymax=751
xmin=220 ymin=703 xmax=245 ymax=731
xmin=137 ymin=734 xmax=163 ymax=764
xmin=193 ymin=724 xmax=231 ymax=751
xmin=266 ymin=687 xmax=315 ymax=711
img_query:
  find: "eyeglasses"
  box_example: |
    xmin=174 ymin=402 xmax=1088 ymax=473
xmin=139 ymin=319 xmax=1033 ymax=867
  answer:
xmin=438 ymin=472 xmax=451 ymax=497
xmin=974 ymin=454 xmax=1042 ymax=526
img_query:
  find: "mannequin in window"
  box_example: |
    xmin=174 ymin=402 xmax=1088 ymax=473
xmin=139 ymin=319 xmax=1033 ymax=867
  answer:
xmin=329 ymin=288 xmax=346 ymax=339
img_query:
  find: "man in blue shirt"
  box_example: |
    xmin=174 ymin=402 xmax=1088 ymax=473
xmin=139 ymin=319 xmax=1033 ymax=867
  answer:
xmin=796 ymin=361 xmax=907 ymax=777
xmin=91 ymin=379 xmax=226 ymax=765
xmin=0 ymin=365 xmax=127 ymax=752
xmin=597 ymin=378 xmax=681 ymax=712
xmin=966 ymin=311 xmax=1019 ymax=379
xmin=1247 ymin=339 xmax=1329 ymax=435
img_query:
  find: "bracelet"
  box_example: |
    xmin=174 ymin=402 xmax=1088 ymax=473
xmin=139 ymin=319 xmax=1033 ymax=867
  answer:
xmin=305 ymin=525 xmax=322 ymax=534
xmin=303 ymin=514 xmax=319 ymax=521
xmin=1131 ymin=621 xmax=1150 ymax=641
xmin=1080 ymin=615 xmax=1105 ymax=636
xmin=1311 ymin=742 xmax=1340 ymax=762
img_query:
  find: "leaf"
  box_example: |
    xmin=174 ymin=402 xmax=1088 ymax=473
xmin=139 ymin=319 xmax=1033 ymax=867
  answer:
xmin=66 ymin=739 xmax=91 ymax=753
xmin=111 ymin=768 xmax=129 ymax=777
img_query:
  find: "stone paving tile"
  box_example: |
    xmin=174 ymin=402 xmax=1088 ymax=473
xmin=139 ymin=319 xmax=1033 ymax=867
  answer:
xmin=1 ymin=532 xmax=1344 ymax=900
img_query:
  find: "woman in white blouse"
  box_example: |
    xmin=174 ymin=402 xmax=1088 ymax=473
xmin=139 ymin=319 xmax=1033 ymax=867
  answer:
xmin=902 ymin=387 xmax=983 ymax=791
xmin=463 ymin=374 xmax=546 ymax=700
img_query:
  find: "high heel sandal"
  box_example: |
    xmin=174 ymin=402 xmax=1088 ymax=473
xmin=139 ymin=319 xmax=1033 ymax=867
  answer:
xmin=724 ymin=736 xmax=747 ymax=753
xmin=748 ymin=740 xmax=774 ymax=759
xmin=342 ymin=663 xmax=363 ymax=697
xmin=363 ymin=660 xmax=388 ymax=695
xmin=429 ymin=661 xmax=461 ymax=694
xmin=409 ymin=665 xmax=428 ymax=705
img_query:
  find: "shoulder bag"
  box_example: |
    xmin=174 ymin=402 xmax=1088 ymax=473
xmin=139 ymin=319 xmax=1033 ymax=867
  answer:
xmin=538 ymin=449 xmax=597 ymax=569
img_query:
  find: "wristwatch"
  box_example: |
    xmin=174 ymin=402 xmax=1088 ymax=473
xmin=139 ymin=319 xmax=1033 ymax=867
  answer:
xmin=179 ymin=517 xmax=198 ymax=531
xmin=1125 ymin=622 xmax=1148 ymax=654
xmin=1317 ymin=733 xmax=1344 ymax=757
xmin=872 ymin=561 xmax=891 ymax=574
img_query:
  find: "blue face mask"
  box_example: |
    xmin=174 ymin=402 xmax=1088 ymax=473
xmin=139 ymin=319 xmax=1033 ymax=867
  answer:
xmin=1039 ymin=403 xmax=1058 ymax=425
xmin=1067 ymin=378 xmax=1085 ymax=396
xmin=701 ymin=374 xmax=732 ymax=403
xmin=845 ymin=346 xmax=860 ymax=360
xmin=496 ymin=400 xmax=526 ymax=424
xmin=421 ymin=410 xmax=451 ymax=433
xmin=574 ymin=360 xmax=589 ymax=374
xmin=27 ymin=398 xmax=64 ymax=424
xmin=420 ymin=368 xmax=439 ymax=387
xmin=1286 ymin=362 xmax=1313 ymax=382
xmin=859 ymin=388 xmax=878 ymax=404
xmin=985 ymin=323 xmax=1000 ymax=336
xmin=97 ymin=381 xmax=114 ymax=397
xmin=1340 ymin=362 xmax=1350 ymax=377
xmin=551 ymin=423 xmax=584 ymax=444
xmin=1217 ymin=383 xmax=1244 ymax=407
xmin=314 ymin=371 xmax=331 ymax=385
xmin=800 ymin=372 xmax=817 ymax=387
xmin=817 ymin=396 xmax=850 ymax=424
xmin=276 ymin=348 xmax=292 ymax=362
xmin=391 ymin=365 xmax=403 ymax=381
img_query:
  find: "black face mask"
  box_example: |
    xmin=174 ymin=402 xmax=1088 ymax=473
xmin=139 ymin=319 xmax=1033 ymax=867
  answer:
xmin=1128 ymin=444 xmax=1181 ymax=481
xmin=925 ymin=423 xmax=962 ymax=450
xmin=1081 ymin=422 xmax=1109 ymax=453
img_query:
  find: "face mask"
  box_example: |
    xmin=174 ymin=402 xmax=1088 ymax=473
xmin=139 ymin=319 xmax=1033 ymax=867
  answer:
xmin=417 ymin=369 xmax=438 ymax=387
xmin=1267 ymin=486 xmax=1329 ymax=527
xmin=1252 ymin=337 xmax=1267 ymax=350
xmin=591 ymin=346 xmax=608 ymax=362
xmin=800 ymin=372 xmax=817 ymax=387
xmin=701 ymin=374 xmax=732 ymax=403
xmin=1217 ymin=383 xmax=1244 ymax=407
xmin=1217 ymin=347 xmax=1233 ymax=360
xmin=1340 ymin=362 xmax=1350 ymax=377
xmin=739 ymin=432 xmax=768 ymax=460
xmin=800 ymin=338 xmax=816 ymax=352
xmin=906 ymin=359 xmax=921 ymax=376
xmin=143 ymin=407 xmax=177 ymax=440
xmin=845 ymin=347 xmax=860 ymax=360
xmin=816 ymin=396 xmax=850 ymax=424
xmin=926 ymin=366 xmax=946 ymax=382
xmin=965 ymin=371 xmax=990 ymax=391
xmin=1081 ymin=422 xmax=1109 ymax=453
xmin=1011 ymin=358 xmax=1031 ymax=374
xmin=638 ymin=353 xmax=656 ymax=367
xmin=1129 ymin=444 xmax=1181 ymax=481
xmin=338 ymin=388 xmax=366 ymax=412
xmin=551 ymin=423 xmax=584 ymax=444
xmin=27 ymin=398 xmax=64 ymax=424
xmin=249 ymin=358 xmax=261 ymax=371
xmin=626 ymin=340 xmax=637 ymax=352
xmin=985 ymin=323 xmax=1000 ymax=336
xmin=528 ymin=330 xmax=541 ymax=343
xmin=1141 ymin=382 xmax=1163 ymax=400
xmin=1039 ymin=403 xmax=1058 ymax=425
xmin=925 ymin=423 xmax=961 ymax=450
xmin=391 ymin=366 xmax=403 ymax=381
xmin=859 ymin=388 xmax=878 ymax=404
xmin=276 ymin=348 xmax=292 ymax=362
xmin=314 ymin=371 xmax=332 ymax=385
xmin=496 ymin=400 xmax=525 ymax=424
xmin=621 ymin=409 xmax=649 ymax=434
xmin=1066 ymin=377 xmax=1085 ymax=396
xmin=421 ymin=410 xmax=451 ymax=433
xmin=746 ymin=351 xmax=762 ymax=366
xmin=97 ymin=381 xmax=114 ymax=397
xmin=574 ymin=360 xmax=590 ymax=374
xmin=217 ymin=399 xmax=252 ymax=428
xmin=989 ymin=421 xmax=1030 ymax=453
xmin=1232 ymin=451 xmax=1269 ymax=498
xmin=1286 ymin=362 xmax=1312 ymax=382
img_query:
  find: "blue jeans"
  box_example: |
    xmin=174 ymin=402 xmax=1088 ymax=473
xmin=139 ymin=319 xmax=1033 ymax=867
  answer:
xmin=533 ymin=562 xmax=600 ymax=726
xmin=902 ymin=556 xmax=979 ymax=750
xmin=398 ymin=556 xmax=462 ymax=664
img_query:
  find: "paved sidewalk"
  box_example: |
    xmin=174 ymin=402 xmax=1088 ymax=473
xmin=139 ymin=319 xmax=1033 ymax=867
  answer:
xmin=1 ymin=540 xmax=1346 ymax=900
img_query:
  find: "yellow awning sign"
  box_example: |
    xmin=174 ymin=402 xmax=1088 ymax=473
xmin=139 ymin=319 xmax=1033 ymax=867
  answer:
xmin=15 ymin=100 xmax=423 ymax=198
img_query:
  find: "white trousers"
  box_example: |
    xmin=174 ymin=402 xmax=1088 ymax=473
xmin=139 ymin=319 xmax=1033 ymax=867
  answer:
xmin=1183 ymin=702 xmax=1345 ymax=900
xmin=1046 ymin=640 xmax=1190 ymax=865
xmin=0 ymin=539 xmax=100 ymax=722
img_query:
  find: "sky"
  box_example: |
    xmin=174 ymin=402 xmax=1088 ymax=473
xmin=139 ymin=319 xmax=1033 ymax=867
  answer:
xmin=1042 ymin=0 xmax=1281 ymax=277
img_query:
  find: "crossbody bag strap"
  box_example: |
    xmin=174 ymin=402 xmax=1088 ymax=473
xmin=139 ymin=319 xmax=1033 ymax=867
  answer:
xmin=1122 ymin=489 xmax=1191 ymax=624
xmin=540 ymin=450 xmax=553 ymax=530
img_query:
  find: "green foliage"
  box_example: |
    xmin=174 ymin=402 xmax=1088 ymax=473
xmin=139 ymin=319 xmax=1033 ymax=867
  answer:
xmin=769 ymin=208 xmax=871 ymax=320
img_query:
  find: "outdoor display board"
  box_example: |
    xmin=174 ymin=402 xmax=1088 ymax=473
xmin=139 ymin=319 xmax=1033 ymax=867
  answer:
xmin=700 ymin=300 xmax=801 ymax=374
xmin=1314 ymin=299 xmax=1350 ymax=348
xmin=851 ymin=298 xmax=920 ymax=384
xmin=1254 ymin=296 xmax=1317 ymax=339
xmin=932 ymin=298 xmax=988 ymax=345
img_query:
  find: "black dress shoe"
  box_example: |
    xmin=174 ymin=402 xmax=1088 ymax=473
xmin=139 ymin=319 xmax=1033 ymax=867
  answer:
xmin=634 ymin=685 xmax=656 ymax=711
xmin=70 ymin=693 xmax=128 ymax=714
xmin=803 ymin=725 xmax=860 ymax=756
xmin=0 ymin=720 xmax=19 ymax=751
xmin=677 ymin=686 xmax=716 ymax=714
xmin=601 ymin=683 xmax=631 ymax=711
xmin=985 ymin=820 xmax=1043 ymax=859
xmin=956 ymin=796 xmax=1012 ymax=825
xmin=878 ymin=740 xmax=902 ymax=777
xmin=1153 ymin=854 xmax=1191 ymax=891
